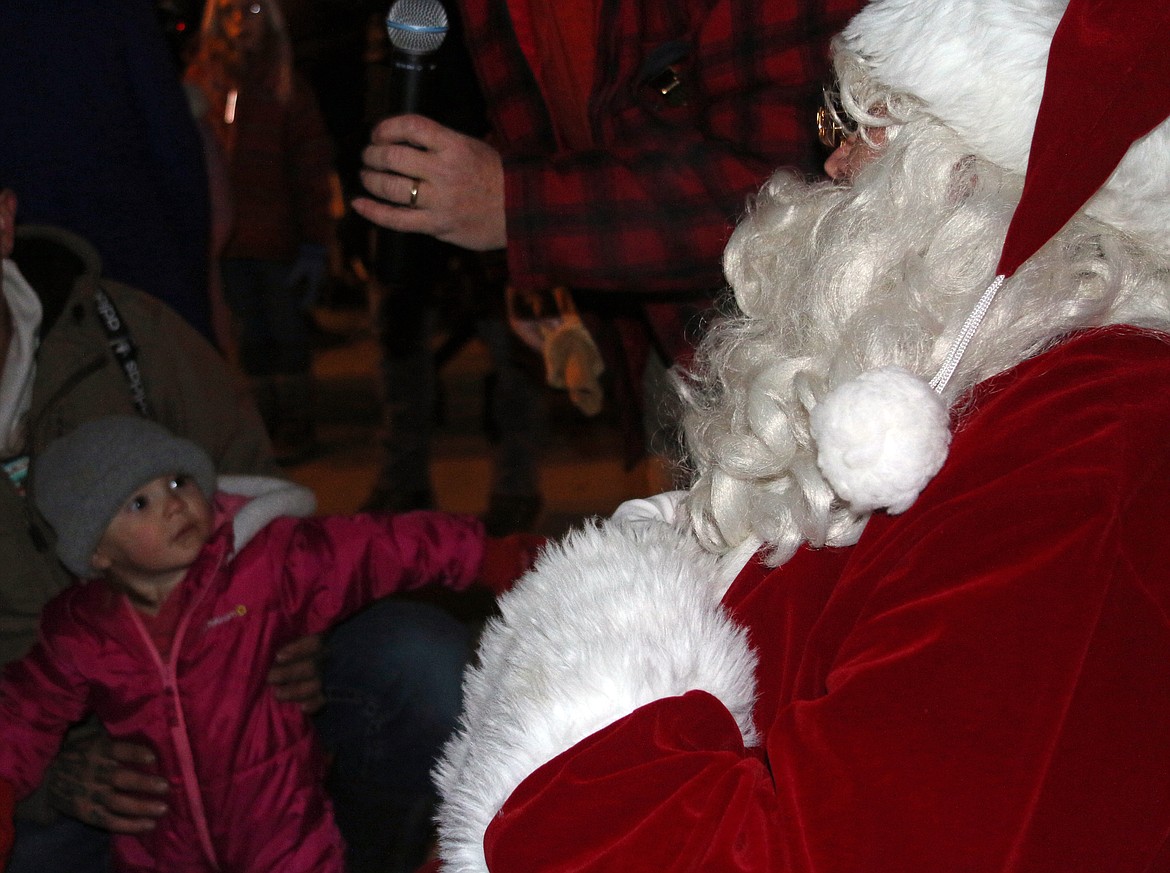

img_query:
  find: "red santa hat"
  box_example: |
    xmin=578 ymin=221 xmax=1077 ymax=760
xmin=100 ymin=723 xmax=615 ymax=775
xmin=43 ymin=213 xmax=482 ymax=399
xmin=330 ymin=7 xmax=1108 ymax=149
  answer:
xmin=810 ymin=0 xmax=1170 ymax=515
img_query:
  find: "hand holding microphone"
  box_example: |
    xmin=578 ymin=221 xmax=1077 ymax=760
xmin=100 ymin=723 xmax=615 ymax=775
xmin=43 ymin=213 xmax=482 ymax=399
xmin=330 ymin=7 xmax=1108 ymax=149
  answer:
xmin=353 ymin=0 xmax=507 ymax=251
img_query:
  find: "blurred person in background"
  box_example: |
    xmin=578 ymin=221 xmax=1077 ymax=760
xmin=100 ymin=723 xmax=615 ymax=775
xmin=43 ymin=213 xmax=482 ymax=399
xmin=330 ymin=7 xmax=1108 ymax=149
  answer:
xmin=186 ymin=0 xmax=337 ymax=464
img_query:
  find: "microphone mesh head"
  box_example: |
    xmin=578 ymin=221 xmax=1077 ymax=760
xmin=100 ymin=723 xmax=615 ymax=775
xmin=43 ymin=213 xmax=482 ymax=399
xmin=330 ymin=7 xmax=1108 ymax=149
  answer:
xmin=385 ymin=0 xmax=449 ymax=56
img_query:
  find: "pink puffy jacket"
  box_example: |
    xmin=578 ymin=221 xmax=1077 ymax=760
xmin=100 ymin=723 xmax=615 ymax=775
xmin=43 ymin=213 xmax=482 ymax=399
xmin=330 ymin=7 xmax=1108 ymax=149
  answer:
xmin=0 ymin=483 xmax=490 ymax=872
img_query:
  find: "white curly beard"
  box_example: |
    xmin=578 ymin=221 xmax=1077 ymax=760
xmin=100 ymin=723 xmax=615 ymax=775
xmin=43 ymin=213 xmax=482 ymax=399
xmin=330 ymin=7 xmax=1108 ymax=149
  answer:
xmin=680 ymin=112 xmax=1170 ymax=567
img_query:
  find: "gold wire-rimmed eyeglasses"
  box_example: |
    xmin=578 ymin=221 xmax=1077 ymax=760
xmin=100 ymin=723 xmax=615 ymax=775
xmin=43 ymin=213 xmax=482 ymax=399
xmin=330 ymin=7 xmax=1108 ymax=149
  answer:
xmin=816 ymin=88 xmax=858 ymax=150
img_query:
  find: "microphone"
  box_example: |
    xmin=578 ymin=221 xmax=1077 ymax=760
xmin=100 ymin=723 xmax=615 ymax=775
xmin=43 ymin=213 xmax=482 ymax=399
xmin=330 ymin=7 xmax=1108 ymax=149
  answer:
xmin=373 ymin=0 xmax=449 ymax=288
xmin=384 ymin=0 xmax=449 ymax=116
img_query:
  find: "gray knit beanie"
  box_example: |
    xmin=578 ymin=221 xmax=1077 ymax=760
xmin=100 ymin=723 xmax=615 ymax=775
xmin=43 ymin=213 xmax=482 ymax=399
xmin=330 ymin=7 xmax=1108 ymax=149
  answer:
xmin=32 ymin=415 xmax=217 ymax=577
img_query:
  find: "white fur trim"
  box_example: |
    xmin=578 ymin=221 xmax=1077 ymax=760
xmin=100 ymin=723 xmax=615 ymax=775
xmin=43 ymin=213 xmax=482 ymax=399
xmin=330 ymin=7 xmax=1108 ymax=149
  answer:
xmin=610 ymin=491 xmax=762 ymax=594
xmin=216 ymin=474 xmax=316 ymax=551
xmin=810 ymin=366 xmax=951 ymax=514
xmin=433 ymin=518 xmax=759 ymax=873
xmin=609 ymin=489 xmax=687 ymax=525
xmin=841 ymin=0 xmax=1170 ymax=254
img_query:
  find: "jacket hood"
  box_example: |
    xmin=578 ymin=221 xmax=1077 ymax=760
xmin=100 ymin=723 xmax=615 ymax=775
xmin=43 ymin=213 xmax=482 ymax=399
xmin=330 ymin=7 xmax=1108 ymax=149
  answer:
xmin=10 ymin=225 xmax=104 ymax=337
xmin=216 ymin=474 xmax=316 ymax=553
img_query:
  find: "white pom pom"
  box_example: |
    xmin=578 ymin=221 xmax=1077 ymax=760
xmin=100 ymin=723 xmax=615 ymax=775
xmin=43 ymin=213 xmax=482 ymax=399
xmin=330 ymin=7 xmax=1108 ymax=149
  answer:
xmin=810 ymin=366 xmax=951 ymax=514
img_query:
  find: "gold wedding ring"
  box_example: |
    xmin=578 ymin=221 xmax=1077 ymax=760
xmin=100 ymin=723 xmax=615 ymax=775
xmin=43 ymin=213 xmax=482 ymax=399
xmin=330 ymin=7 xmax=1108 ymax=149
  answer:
xmin=409 ymin=179 xmax=420 ymax=208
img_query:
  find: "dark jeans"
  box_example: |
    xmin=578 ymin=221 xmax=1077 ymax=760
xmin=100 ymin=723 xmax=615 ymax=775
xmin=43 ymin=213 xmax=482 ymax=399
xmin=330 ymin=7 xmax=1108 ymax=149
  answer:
xmin=376 ymin=313 xmax=544 ymax=500
xmin=317 ymin=599 xmax=472 ymax=873
xmin=8 ymin=599 xmax=472 ymax=873
xmin=221 ymin=257 xmax=313 ymax=376
xmin=372 ymin=242 xmax=544 ymax=504
xmin=7 ymin=817 xmax=110 ymax=873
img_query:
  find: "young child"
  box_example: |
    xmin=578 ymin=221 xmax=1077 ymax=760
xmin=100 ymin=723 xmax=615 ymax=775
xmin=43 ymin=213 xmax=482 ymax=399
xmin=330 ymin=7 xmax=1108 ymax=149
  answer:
xmin=0 ymin=415 xmax=540 ymax=872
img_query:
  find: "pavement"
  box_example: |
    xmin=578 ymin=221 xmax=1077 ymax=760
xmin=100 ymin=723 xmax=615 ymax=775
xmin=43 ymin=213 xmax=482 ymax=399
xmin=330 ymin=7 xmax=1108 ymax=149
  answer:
xmin=285 ymin=304 xmax=650 ymax=540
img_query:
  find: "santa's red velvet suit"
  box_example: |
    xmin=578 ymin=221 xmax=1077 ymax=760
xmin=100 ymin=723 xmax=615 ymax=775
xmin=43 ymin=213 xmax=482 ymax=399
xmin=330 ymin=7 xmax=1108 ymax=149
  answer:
xmin=428 ymin=0 xmax=1170 ymax=867
xmin=462 ymin=327 xmax=1170 ymax=872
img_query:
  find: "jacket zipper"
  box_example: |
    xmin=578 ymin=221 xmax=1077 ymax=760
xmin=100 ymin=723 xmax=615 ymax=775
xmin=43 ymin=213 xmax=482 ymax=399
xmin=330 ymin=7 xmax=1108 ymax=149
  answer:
xmin=126 ymin=591 xmax=221 ymax=870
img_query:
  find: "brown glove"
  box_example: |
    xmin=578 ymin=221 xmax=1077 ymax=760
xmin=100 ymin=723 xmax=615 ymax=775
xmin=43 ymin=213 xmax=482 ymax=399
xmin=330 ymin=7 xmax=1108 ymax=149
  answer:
xmin=507 ymin=286 xmax=605 ymax=416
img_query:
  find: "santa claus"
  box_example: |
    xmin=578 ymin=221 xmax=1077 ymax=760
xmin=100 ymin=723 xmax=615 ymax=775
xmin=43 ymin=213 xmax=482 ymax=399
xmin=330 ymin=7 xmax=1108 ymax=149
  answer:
xmin=431 ymin=0 xmax=1170 ymax=870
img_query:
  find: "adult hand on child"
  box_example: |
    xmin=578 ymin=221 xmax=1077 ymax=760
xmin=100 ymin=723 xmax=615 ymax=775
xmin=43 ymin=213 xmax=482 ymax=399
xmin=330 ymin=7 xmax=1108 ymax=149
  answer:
xmin=48 ymin=734 xmax=169 ymax=833
xmin=268 ymin=633 xmax=326 ymax=714
xmin=45 ymin=634 xmax=327 ymax=834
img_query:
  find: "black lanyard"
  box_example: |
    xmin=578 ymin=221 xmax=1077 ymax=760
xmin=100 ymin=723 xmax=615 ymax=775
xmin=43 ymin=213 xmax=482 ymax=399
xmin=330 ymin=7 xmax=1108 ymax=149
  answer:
xmin=92 ymin=286 xmax=154 ymax=419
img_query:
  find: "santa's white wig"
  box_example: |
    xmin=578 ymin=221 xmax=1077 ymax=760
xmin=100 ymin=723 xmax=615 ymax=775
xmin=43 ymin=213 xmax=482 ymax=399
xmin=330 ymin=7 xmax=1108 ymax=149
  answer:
xmin=679 ymin=0 xmax=1170 ymax=564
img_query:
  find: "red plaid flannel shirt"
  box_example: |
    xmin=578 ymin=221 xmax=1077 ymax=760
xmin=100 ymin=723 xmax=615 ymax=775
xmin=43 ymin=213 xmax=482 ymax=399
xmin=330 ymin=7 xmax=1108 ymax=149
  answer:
xmin=457 ymin=0 xmax=866 ymax=295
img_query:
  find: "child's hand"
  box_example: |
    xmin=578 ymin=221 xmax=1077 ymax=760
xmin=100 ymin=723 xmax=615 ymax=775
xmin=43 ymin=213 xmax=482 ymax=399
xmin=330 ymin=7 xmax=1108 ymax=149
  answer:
xmin=0 ymin=776 xmax=14 ymax=866
xmin=479 ymin=533 xmax=546 ymax=595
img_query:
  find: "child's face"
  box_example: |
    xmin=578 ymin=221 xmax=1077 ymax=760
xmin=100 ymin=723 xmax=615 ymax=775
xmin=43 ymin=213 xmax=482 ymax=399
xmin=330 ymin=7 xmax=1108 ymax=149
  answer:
xmin=219 ymin=0 xmax=267 ymax=55
xmin=91 ymin=474 xmax=213 ymax=590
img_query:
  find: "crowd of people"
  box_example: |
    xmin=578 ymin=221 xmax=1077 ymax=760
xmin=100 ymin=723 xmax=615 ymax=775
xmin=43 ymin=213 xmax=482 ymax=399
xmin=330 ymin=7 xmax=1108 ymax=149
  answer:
xmin=1 ymin=0 xmax=1168 ymax=870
